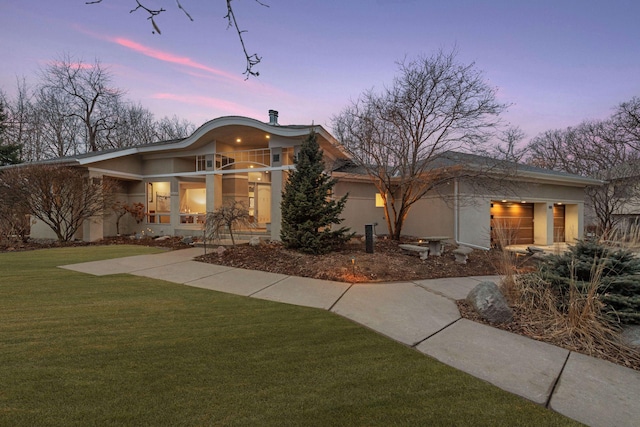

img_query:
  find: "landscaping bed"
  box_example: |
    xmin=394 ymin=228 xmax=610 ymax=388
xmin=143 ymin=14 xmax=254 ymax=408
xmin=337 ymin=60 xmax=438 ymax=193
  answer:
xmin=196 ymin=238 xmax=501 ymax=283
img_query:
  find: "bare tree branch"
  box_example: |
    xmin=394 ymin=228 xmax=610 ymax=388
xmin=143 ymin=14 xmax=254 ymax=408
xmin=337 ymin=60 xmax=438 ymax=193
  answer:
xmin=87 ymin=0 xmax=268 ymax=78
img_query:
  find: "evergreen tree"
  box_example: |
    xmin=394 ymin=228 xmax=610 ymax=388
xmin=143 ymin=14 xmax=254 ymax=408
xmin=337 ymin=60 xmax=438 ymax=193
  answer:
xmin=541 ymin=239 xmax=640 ymax=324
xmin=281 ymin=131 xmax=353 ymax=254
xmin=0 ymin=101 xmax=21 ymax=165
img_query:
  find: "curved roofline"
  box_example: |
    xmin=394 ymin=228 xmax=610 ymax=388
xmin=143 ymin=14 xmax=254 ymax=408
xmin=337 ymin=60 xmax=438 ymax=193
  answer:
xmin=65 ymin=115 xmax=347 ymax=165
xmin=136 ymin=116 xmax=336 ymax=153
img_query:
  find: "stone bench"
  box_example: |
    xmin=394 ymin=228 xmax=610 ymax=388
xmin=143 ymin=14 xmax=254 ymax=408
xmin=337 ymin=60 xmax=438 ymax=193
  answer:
xmin=399 ymin=244 xmax=429 ymax=260
xmin=452 ymin=246 xmax=474 ymax=264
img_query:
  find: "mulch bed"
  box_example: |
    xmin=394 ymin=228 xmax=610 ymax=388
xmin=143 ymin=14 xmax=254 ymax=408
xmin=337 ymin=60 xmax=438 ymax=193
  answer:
xmin=196 ymin=238 xmax=500 ymax=283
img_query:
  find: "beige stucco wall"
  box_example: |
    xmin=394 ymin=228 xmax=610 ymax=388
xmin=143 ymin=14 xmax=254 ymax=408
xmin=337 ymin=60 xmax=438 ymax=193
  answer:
xmin=92 ymin=156 xmax=143 ymax=176
xmin=334 ymin=175 xmax=588 ymax=248
xmin=334 ymin=180 xmax=387 ymax=236
xmin=143 ymin=158 xmax=175 ymax=175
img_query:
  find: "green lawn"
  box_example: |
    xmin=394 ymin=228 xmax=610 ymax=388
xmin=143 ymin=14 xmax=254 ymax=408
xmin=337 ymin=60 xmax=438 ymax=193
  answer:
xmin=0 ymin=247 xmax=580 ymax=426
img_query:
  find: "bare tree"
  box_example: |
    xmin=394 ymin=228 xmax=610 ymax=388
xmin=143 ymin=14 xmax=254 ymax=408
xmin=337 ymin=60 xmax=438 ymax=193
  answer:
xmin=332 ymin=49 xmax=507 ymax=239
xmin=490 ymin=126 xmax=528 ymax=163
xmin=155 ymin=115 xmax=197 ymax=140
xmin=105 ymin=101 xmax=157 ymax=148
xmin=0 ymin=165 xmax=118 ymax=242
xmin=41 ymin=54 xmax=124 ymax=152
xmin=3 ymin=78 xmax=46 ymax=162
xmin=526 ymin=119 xmax=640 ymax=236
xmin=613 ymin=96 xmax=640 ymax=147
xmin=87 ymin=0 xmax=268 ymax=78
xmin=204 ymin=200 xmax=253 ymax=245
xmin=35 ymin=85 xmax=84 ymax=158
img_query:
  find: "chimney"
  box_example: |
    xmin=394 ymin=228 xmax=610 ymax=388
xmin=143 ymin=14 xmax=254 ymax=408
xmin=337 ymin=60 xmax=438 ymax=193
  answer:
xmin=268 ymin=109 xmax=279 ymax=125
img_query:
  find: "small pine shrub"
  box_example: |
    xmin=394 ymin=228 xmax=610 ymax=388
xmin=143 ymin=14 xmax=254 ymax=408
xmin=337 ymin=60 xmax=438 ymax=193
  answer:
xmin=541 ymin=239 xmax=640 ymax=324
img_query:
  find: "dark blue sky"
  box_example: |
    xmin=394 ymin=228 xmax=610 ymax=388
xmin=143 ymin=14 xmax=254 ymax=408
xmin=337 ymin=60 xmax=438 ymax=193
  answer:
xmin=1 ymin=0 xmax=639 ymax=143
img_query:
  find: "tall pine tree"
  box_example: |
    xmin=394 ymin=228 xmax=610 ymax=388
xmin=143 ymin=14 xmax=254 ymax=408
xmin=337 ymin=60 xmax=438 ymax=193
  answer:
xmin=281 ymin=131 xmax=353 ymax=254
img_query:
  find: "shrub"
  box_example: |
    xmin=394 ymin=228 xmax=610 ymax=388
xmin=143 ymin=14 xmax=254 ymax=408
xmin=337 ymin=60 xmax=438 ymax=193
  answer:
xmin=204 ymin=200 xmax=252 ymax=245
xmin=541 ymin=239 xmax=640 ymax=324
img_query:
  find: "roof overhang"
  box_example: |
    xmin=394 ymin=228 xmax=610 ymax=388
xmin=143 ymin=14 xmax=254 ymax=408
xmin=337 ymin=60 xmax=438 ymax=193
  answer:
xmin=62 ymin=116 xmax=349 ymax=166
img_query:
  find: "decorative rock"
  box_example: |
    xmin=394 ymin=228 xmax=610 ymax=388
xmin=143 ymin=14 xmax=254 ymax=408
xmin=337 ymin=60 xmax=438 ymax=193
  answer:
xmin=621 ymin=325 xmax=640 ymax=348
xmin=249 ymin=236 xmax=261 ymax=246
xmin=466 ymin=281 xmax=513 ymax=324
xmin=215 ymin=246 xmax=226 ymax=255
xmin=182 ymin=236 xmax=193 ymax=245
xmin=155 ymin=235 xmax=171 ymax=241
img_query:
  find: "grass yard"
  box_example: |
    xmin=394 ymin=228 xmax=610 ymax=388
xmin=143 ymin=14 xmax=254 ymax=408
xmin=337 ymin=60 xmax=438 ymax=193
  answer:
xmin=0 ymin=247 xmax=580 ymax=426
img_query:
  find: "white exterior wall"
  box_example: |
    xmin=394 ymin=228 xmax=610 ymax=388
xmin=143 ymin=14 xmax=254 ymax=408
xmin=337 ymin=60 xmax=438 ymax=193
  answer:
xmin=457 ymin=198 xmax=492 ymax=248
xmin=533 ymin=202 xmax=553 ymax=245
xmin=566 ymin=204 xmax=583 ymax=242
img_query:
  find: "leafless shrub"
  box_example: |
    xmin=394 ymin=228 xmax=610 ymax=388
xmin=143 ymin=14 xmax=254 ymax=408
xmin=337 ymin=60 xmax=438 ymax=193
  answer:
xmin=0 ymin=165 xmax=117 ymax=242
xmin=204 ymin=200 xmax=253 ymax=246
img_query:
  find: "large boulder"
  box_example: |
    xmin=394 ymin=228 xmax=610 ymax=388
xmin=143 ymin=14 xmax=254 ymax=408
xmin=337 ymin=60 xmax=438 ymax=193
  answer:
xmin=466 ymin=281 xmax=513 ymax=324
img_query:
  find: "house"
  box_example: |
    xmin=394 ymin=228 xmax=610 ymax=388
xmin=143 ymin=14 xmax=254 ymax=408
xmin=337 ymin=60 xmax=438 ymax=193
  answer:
xmin=20 ymin=111 xmax=601 ymax=248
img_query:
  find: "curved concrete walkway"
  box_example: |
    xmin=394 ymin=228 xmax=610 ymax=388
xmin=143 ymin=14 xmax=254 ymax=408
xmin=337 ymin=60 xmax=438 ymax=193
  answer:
xmin=61 ymin=247 xmax=640 ymax=427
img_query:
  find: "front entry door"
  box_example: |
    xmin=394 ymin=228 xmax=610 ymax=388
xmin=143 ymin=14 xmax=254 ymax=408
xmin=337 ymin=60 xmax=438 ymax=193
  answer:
xmin=256 ymin=183 xmax=271 ymax=226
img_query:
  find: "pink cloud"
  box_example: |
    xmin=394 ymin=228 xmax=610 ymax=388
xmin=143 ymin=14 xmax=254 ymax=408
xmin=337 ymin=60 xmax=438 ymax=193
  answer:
xmin=113 ymin=37 xmax=244 ymax=83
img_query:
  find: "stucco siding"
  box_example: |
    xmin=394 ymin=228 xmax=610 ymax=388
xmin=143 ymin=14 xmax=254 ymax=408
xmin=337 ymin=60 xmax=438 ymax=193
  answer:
xmin=402 ymin=196 xmax=455 ymax=239
xmin=334 ymin=181 xmax=385 ymax=236
xmin=92 ymin=156 xmax=143 ymax=176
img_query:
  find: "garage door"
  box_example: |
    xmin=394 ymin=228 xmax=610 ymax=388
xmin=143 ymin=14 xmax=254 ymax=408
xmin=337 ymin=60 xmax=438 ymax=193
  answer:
xmin=490 ymin=201 xmax=534 ymax=246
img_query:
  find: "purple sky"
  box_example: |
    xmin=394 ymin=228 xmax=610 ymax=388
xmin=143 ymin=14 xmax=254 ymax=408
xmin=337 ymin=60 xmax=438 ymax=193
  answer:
xmin=1 ymin=0 xmax=639 ymax=144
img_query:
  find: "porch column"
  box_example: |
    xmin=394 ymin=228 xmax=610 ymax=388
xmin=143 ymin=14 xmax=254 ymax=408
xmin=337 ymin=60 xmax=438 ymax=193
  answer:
xmin=533 ymin=202 xmax=554 ymax=245
xmin=170 ymin=178 xmax=180 ymax=233
xmin=206 ymin=174 xmax=222 ymax=213
xmin=565 ymin=203 xmax=583 ymax=242
xmin=270 ymin=169 xmax=283 ymax=241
